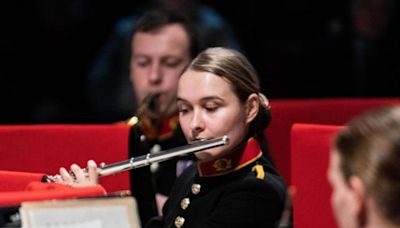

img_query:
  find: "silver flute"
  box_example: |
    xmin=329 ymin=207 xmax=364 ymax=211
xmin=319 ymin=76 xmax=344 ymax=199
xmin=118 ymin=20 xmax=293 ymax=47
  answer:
xmin=44 ymin=136 xmax=229 ymax=182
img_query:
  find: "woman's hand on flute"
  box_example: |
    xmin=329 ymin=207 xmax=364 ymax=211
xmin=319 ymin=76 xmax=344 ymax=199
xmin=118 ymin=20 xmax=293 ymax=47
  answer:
xmin=58 ymin=160 xmax=99 ymax=187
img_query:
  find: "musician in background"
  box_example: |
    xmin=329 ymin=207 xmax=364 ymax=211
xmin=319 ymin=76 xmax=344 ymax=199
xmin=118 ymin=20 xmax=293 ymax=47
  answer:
xmin=328 ymin=105 xmax=400 ymax=228
xmin=62 ymin=47 xmax=287 ymax=227
xmin=123 ymin=9 xmax=200 ymax=222
xmin=86 ymin=0 xmax=242 ymax=123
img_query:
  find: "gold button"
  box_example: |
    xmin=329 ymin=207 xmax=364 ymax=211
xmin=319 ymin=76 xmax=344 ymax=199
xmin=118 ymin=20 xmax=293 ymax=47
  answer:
xmin=191 ymin=183 xmax=201 ymax=195
xmin=174 ymin=216 xmax=185 ymax=228
xmin=180 ymin=198 xmax=190 ymax=210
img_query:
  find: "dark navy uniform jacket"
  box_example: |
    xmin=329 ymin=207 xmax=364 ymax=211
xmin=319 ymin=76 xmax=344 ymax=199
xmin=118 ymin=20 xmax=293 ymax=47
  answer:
xmin=129 ymin=114 xmax=190 ymax=225
xmin=146 ymin=138 xmax=287 ymax=228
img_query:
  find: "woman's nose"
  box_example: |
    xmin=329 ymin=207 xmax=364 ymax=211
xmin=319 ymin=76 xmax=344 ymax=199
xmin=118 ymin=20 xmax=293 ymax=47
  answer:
xmin=190 ymin=111 xmax=205 ymax=133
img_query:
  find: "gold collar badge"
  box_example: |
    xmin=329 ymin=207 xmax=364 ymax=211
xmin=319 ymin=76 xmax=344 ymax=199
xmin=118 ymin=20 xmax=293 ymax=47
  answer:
xmin=212 ymin=158 xmax=232 ymax=172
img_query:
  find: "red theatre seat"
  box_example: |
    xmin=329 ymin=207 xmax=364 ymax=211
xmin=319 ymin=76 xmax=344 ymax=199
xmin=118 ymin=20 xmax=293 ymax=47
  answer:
xmin=291 ymin=123 xmax=343 ymax=228
xmin=265 ymin=98 xmax=400 ymax=184
xmin=0 ymin=170 xmax=106 ymax=206
xmin=0 ymin=170 xmax=44 ymax=192
xmin=0 ymin=124 xmax=131 ymax=193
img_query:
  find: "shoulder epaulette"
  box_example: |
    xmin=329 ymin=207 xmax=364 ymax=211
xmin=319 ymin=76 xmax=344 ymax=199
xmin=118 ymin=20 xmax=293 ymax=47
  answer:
xmin=252 ymin=164 xmax=265 ymax=180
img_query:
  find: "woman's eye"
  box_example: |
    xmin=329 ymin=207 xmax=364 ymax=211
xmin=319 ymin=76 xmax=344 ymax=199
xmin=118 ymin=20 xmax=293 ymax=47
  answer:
xmin=205 ymin=106 xmax=218 ymax=112
xmin=178 ymin=106 xmax=190 ymax=114
xmin=179 ymin=109 xmax=188 ymax=114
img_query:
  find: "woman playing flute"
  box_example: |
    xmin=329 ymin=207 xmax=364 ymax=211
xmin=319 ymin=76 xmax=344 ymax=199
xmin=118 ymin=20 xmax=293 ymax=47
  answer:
xmin=58 ymin=47 xmax=287 ymax=227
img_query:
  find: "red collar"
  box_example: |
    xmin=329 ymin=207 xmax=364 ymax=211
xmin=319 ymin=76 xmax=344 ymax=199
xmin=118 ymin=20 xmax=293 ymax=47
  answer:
xmin=139 ymin=114 xmax=179 ymax=140
xmin=198 ymin=138 xmax=262 ymax=177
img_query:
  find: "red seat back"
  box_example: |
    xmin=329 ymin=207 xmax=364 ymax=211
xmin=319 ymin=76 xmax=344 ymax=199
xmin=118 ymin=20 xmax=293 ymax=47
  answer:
xmin=0 ymin=170 xmax=44 ymax=192
xmin=0 ymin=124 xmax=131 ymax=193
xmin=0 ymin=170 xmax=106 ymax=206
xmin=265 ymin=98 xmax=400 ymax=183
xmin=291 ymin=123 xmax=343 ymax=228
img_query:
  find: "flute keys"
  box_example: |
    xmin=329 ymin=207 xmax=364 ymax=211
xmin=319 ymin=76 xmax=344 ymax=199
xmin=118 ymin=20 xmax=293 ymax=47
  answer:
xmin=150 ymin=144 xmax=162 ymax=173
xmin=191 ymin=183 xmax=201 ymax=195
xmin=174 ymin=216 xmax=185 ymax=228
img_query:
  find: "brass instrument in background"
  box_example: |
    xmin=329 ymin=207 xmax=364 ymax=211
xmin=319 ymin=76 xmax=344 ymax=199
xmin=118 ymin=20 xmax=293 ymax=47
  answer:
xmin=127 ymin=93 xmax=159 ymax=126
xmin=43 ymin=136 xmax=230 ymax=183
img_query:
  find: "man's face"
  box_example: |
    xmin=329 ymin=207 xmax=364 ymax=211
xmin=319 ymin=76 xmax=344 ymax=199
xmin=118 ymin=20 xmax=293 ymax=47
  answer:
xmin=130 ymin=23 xmax=191 ymax=116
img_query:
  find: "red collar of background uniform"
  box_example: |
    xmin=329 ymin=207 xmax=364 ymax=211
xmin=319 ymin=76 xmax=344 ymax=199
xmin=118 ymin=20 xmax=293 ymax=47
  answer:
xmin=198 ymin=138 xmax=262 ymax=177
xmin=139 ymin=114 xmax=179 ymax=140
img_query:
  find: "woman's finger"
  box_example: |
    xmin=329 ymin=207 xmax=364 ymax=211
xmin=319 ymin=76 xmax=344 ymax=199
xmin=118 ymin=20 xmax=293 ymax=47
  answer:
xmin=60 ymin=167 xmax=74 ymax=185
xmin=87 ymin=160 xmax=99 ymax=185
xmin=70 ymin=164 xmax=86 ymax=184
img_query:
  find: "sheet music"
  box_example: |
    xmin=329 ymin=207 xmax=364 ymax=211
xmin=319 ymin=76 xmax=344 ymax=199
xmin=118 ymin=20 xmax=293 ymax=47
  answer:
xmin=20 ymin=197 xmax=140 ymax=228
xmin=36 ymin=219 xmax=102 ymax=228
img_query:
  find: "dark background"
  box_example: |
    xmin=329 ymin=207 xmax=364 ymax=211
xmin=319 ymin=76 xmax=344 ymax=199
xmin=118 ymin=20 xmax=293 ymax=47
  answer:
xmin=1 ymin=0 xmax=399 ymax=124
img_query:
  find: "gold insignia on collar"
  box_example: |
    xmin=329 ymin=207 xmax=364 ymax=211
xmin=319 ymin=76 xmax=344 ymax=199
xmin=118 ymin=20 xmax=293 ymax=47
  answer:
xmin=213 ymin=159 xmax=232 ymax=172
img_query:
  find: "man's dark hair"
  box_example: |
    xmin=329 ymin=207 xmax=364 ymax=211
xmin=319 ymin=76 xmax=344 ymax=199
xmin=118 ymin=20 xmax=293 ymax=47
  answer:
xmin=131 ymin=8 xmax=200 ymax=58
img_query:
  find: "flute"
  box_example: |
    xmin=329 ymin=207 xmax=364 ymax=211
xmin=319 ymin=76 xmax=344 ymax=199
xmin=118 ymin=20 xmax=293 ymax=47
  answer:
xmin=44 ymin=136 xmax=229 ymax=183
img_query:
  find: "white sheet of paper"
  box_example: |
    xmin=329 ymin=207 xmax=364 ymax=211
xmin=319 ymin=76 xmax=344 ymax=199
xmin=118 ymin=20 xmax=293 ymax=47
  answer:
xmin=37 ymin=219 xmax=102 ymax=228
xmin=20 ymin=197 xmax=140 ymax=228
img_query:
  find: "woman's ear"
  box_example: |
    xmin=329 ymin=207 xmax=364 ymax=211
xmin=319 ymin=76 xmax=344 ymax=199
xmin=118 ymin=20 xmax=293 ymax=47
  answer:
xmin=245 ymin=93 xmax=259 ymax=123
xmin=349 ymin=176 xmax=367 ymax=226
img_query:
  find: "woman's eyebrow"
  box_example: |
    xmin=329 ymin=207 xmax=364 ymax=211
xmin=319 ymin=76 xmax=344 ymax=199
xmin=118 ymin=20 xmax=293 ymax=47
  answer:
xmin=200 ymin=96 xmax=224 ymax=102
xmin=176 ymin=97 xmax=187 ymax=103
xmin=176 ymin=96 xmax=225 ymax=105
